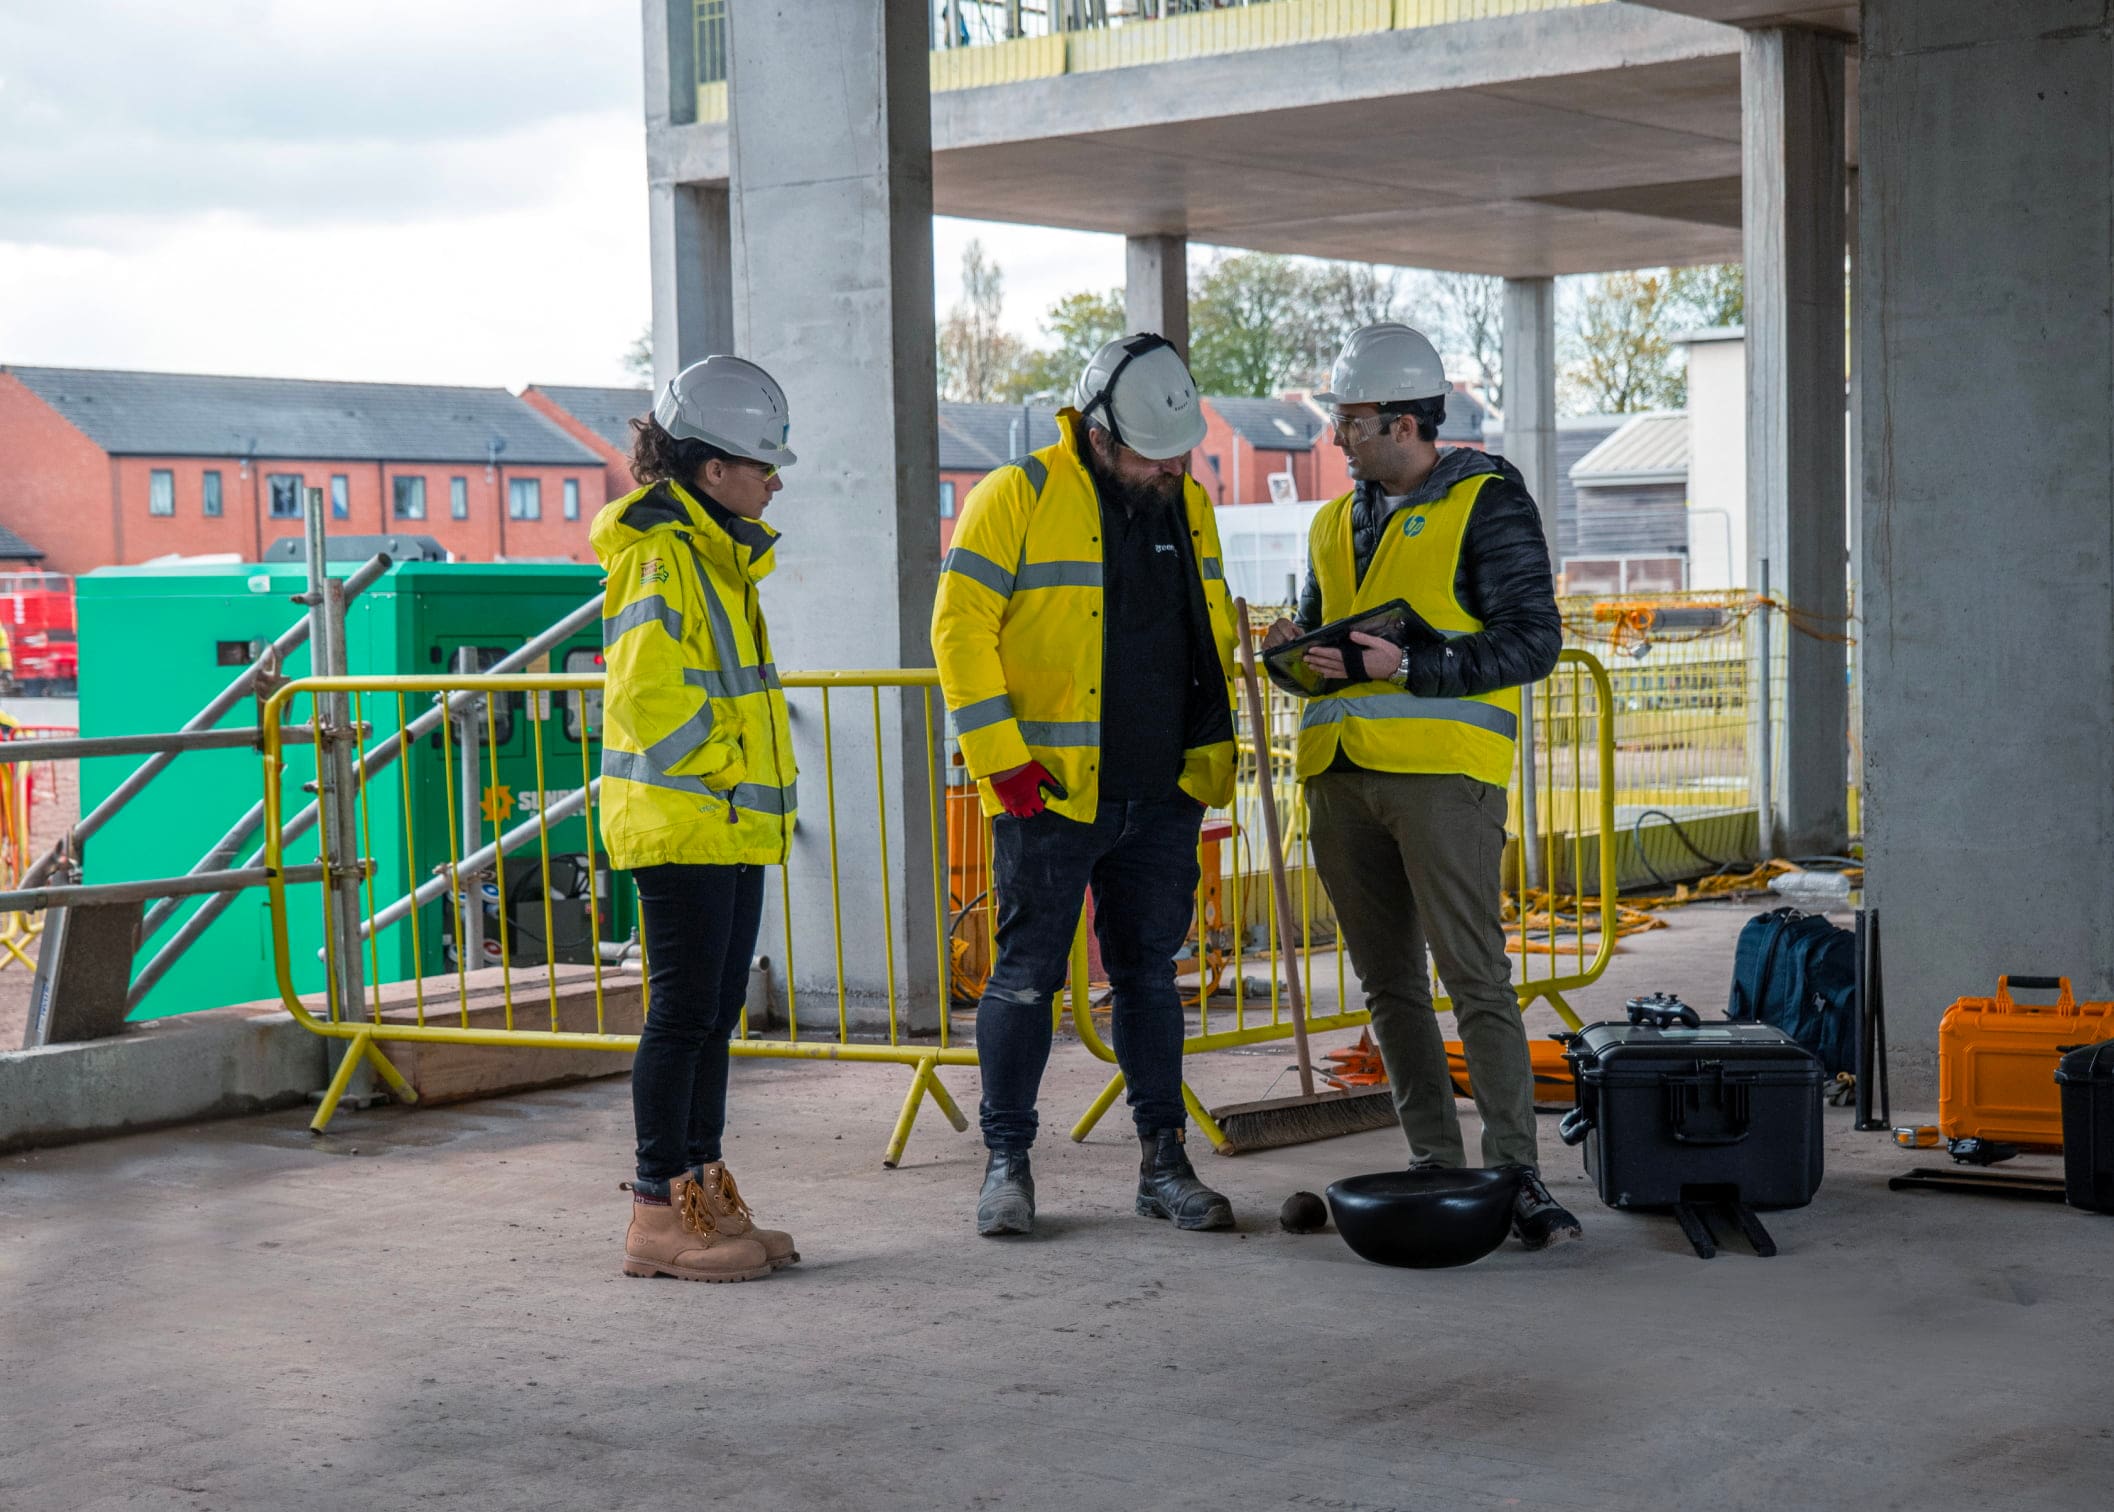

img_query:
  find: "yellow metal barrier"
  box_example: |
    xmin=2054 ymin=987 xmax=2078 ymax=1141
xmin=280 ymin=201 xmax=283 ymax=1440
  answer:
xmin=1065 ymin=647 xmax=1619 ymax=1149
xmin=261 ymin=670 xmax=976 ymax=1165
xmin=262 ymin=651 xmax=1617 ymax=1163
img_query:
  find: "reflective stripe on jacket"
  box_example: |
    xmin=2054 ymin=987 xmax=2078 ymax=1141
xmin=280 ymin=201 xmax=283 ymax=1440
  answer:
xmin=1296 ymin=472 xmax=1520 ymax=786
xmin=588 ymin=479 xmax=796 ymax=868
xmin=930 ymin=409 xmax=1239 ymax=821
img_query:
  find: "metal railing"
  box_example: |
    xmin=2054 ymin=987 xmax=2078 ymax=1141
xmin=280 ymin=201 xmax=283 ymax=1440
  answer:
xmin=1065 ymin=647 xmax=1618 ymax=1147
xmin=261 ymin=649 xmax=1617 ymax=1160
xmin=260 ymin=668 xmax=979 ymax=1163
xmin=688 ymin=1 xmax=1612 ymax=120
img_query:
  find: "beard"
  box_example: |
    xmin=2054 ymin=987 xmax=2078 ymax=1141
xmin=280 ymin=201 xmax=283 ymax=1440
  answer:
xmin=1082 ymin=439 xmax=1185 ymax=514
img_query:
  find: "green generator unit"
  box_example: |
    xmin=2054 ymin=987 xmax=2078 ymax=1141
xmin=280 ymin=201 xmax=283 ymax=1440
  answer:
xmin=77 ymin=558 xmax=633 ymax=1021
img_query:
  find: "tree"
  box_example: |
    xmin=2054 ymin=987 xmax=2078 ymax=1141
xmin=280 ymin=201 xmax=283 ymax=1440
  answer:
xmin=623 ymin=328 xmax=652 ymax=382
xmin=936 ymin=240 xmax=1029 ymax=402
xmin=1005 ymin=287 xmax=1125 ymax=401
xmin=1668 ymin=262 xmax=1743 ymax=329
xmin=1187 ymin=253 xmax=1323 ymax=396
xmin=1420 ymin=271 xmax=1505 ymax=408
xmin=1560 ymin=269 xmax=1686 ymax=414
xmin=1305 ymin=262 xmax=1403 ymax=347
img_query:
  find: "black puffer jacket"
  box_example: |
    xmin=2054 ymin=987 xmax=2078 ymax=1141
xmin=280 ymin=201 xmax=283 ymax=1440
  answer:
xmin=1295 ymin=447 xmax=1562 ymax=698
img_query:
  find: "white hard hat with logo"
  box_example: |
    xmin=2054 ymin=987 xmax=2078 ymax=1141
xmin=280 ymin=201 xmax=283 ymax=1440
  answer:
xmin=653 ymin=354 xmax=798 ymax=468
xmin=1074 ymin=333 xmax=1208 ymax=461
xmin=1314 ymin=322 xmax=1449 ymax=407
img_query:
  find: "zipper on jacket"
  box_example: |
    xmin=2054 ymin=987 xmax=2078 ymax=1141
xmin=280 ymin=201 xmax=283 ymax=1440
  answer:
xmin=746 ymin=577 xmax=792 ymax=851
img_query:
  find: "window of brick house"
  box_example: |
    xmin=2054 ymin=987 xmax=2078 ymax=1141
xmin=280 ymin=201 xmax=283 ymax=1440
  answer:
xmin=202 ymin=470 xmax=223 ymax=517
xmin=268 ymin=474 xmax=304 ymax=519
xmin=149 ymin=469 xmax=175 ymax=516
xmin=393 ymin=476 xmax=427 ymax=520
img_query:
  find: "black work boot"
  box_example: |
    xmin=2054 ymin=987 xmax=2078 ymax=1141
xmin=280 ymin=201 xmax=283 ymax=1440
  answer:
xmin=977 ymin=1149 xmax=1035 ymax=1237
xmin=1499 ymin=1163 xmax=1583 ymax=1250
xmin=1135 ymin=1129 xmax=1234 ymax=1231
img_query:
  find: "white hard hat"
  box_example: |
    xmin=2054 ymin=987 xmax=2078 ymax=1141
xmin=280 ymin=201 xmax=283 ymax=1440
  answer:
xmin=1074 ymin=333 xmax=1208 ymax=461
xmin=1313 ymin=322 xmax=1448 ymax=407
xmin=652 ymin=355 xmax=797 ymax=468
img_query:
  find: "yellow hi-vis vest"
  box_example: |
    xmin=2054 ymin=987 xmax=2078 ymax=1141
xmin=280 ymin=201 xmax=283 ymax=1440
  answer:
xmin=931 ymin=409 xmax=1239 ymax=822
xmin=1296 ymin=474 xmax=1520 ymax=787
xmin=589 ymin=479 xmax=797 ymax=869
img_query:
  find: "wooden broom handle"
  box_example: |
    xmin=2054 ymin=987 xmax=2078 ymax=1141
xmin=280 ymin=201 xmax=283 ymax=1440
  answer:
xmin=1233 ymin=598 xmax=1314 ymax=1097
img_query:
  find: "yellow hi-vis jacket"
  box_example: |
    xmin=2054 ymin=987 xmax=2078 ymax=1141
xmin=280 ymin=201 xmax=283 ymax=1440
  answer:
xmin=1296 ymin=473 xmax=1521 ymax=787
xmin=589 ymin=479 xmax=797 ymax=869
xmin=931 ymin=409 xmax=1240 ymax=822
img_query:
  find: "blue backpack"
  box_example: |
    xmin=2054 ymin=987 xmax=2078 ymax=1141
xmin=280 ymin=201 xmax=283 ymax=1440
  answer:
xmin=1727 ymin=907 xmax=1859 ymax=1077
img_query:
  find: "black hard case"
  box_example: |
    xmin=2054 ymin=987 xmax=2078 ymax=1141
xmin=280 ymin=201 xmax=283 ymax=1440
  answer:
xmin=2055 ymin=1040 xmax=2114 ymax=1215
xmin=1564 ymin=1021 xmax=1826 ymax=1210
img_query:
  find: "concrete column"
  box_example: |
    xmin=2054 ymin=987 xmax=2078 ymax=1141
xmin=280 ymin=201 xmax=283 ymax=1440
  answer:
xmin=1125 ymin=234 xmax=1189 ymax=356
xmin=1500 ymin=276 xmax=1559 ymax=559
xmin=1844 ymin=164 xmax=1862 ymax=815
xmin=647 ymin=182 xmax=733 ymax=392
xmin=1862 ymin=2 xmax=2114 ymax=1089
xmin=642 ymin=0 xmax=696 ymax=129
xmin=728 ymin=0 xmax=943 ymax=1030
xmin=1501 ymin=274 xmax=1559 ymax=888
xmin=1742 ymin=26 xmax=1847 ymax=858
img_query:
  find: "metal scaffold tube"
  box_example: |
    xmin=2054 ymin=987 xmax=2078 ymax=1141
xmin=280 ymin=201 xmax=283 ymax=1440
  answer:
xmin=343 ymin=781 xmax=597 ymax=947
xmin=125 ymin=590 xmax=608 ymax=1009
xmin=0 ymin=863 xmax=334 ymax=915
xmin=15 ymin=550 xmax=392 ymax=891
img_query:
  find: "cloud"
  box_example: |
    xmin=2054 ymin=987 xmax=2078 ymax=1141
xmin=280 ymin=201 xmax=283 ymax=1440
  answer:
xmin=0 ymin=0 xmax=642 ymax=240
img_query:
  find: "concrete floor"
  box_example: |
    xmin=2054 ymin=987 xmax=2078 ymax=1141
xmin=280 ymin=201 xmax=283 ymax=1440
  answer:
xmin=3 ymin=901 xmax=2109 ymax=1512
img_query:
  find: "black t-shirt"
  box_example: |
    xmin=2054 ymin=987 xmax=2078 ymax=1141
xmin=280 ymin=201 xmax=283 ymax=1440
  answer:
xmin=1097 ymin=493 xmax=1196 ymax=801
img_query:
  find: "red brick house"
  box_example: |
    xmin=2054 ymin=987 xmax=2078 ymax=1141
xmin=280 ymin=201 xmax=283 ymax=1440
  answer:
xmin=936 ymin=401 xmax=1062 ymax=551
xmin=521 ymin=384 xmax=650 ymax=507
xmin=0 ymin=366 xmax=609 ymax=575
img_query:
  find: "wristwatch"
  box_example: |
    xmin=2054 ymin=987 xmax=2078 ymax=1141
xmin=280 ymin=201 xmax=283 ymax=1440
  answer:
xmin=1389 ymin=646 xmax=1412 ymax=689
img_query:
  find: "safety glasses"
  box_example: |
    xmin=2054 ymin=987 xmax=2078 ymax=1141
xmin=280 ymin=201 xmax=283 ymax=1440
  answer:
xmin=1328 ymin=410 xmax=1399 ymax=443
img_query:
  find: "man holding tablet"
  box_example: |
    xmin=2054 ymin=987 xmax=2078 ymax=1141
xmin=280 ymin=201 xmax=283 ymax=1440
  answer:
xmin=1261 ymin=322 xmax=1580 ymax=1250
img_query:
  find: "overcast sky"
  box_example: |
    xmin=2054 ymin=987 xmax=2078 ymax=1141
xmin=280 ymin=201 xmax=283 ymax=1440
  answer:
xmin=0 ymin=0 xmax=1124 ymax=392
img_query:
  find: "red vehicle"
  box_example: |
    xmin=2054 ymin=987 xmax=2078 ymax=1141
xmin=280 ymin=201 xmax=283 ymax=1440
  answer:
xmin=0 ymin=572 xmax=78 ymax=695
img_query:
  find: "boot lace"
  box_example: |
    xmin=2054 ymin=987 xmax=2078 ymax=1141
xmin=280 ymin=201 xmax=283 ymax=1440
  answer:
xmin=713 ymin=1166 xmax=757 ymax=1223
xmin=677 ymin=1181 xmax=725 ymax=1237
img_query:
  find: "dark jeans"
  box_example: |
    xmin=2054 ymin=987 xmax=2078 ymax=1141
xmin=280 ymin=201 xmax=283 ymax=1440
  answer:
xmin=630 ymin=861 xmax=766 ymax=1184
xmin=975 ymin=792 xmax=1204 ymax=1151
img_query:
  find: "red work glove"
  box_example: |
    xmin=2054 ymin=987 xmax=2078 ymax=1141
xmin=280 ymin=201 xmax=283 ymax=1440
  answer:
xmin=991 ymin=760 xmax=1063 ymax=818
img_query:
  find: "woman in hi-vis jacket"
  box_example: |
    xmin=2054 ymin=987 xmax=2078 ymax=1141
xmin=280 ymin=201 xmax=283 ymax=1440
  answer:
xmin=589 ymin=355 xmax=800 ymax=1282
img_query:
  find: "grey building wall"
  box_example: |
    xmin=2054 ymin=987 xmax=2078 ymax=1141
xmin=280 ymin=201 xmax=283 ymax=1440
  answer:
xmin=1570 ymin=481 xmax=1691 ymax=560
xmin=1486 ymin=418 xmax=1623 ymax=561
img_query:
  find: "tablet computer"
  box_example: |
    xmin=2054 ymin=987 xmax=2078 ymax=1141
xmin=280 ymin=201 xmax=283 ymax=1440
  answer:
xmin=1262 ymin=599 xmax=1446 ymax=698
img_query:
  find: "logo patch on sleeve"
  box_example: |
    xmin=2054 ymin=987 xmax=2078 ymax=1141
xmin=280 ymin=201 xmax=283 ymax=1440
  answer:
xmin=639 ymin=557 xmax=670 ymax=586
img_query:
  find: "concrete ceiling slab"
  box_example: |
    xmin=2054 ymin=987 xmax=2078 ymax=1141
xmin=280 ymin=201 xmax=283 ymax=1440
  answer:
xmin=1623 ymin=1 xmax=1858 ymax=36
xmin=652 ymin=2 xmax=1857 ymax=277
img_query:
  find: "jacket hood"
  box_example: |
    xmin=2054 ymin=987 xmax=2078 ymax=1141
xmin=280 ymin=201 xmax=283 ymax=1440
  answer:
xmin=590 ymin=479 xmax=779 ymax=582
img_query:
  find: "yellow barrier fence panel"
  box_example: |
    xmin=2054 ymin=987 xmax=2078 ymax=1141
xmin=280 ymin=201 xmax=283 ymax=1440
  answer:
xmin=262 ymin=654 xmax=1618 ymax=1162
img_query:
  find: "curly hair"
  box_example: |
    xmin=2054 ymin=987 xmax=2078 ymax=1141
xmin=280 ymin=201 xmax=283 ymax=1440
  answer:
xmin=628 ymin=415 xmax=733 ymax=487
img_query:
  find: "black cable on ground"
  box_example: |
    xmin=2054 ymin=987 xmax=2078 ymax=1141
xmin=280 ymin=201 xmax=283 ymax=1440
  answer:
xmin=1629 ymin=806 xmax=1735 ymax=892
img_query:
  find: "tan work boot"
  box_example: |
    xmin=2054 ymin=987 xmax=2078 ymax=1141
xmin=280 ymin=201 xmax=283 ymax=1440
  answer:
xmin=620 ymin=1177 xmax=770 ymax=1282
xmin=692 ymin=1160 xmax=800 ymax=1270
